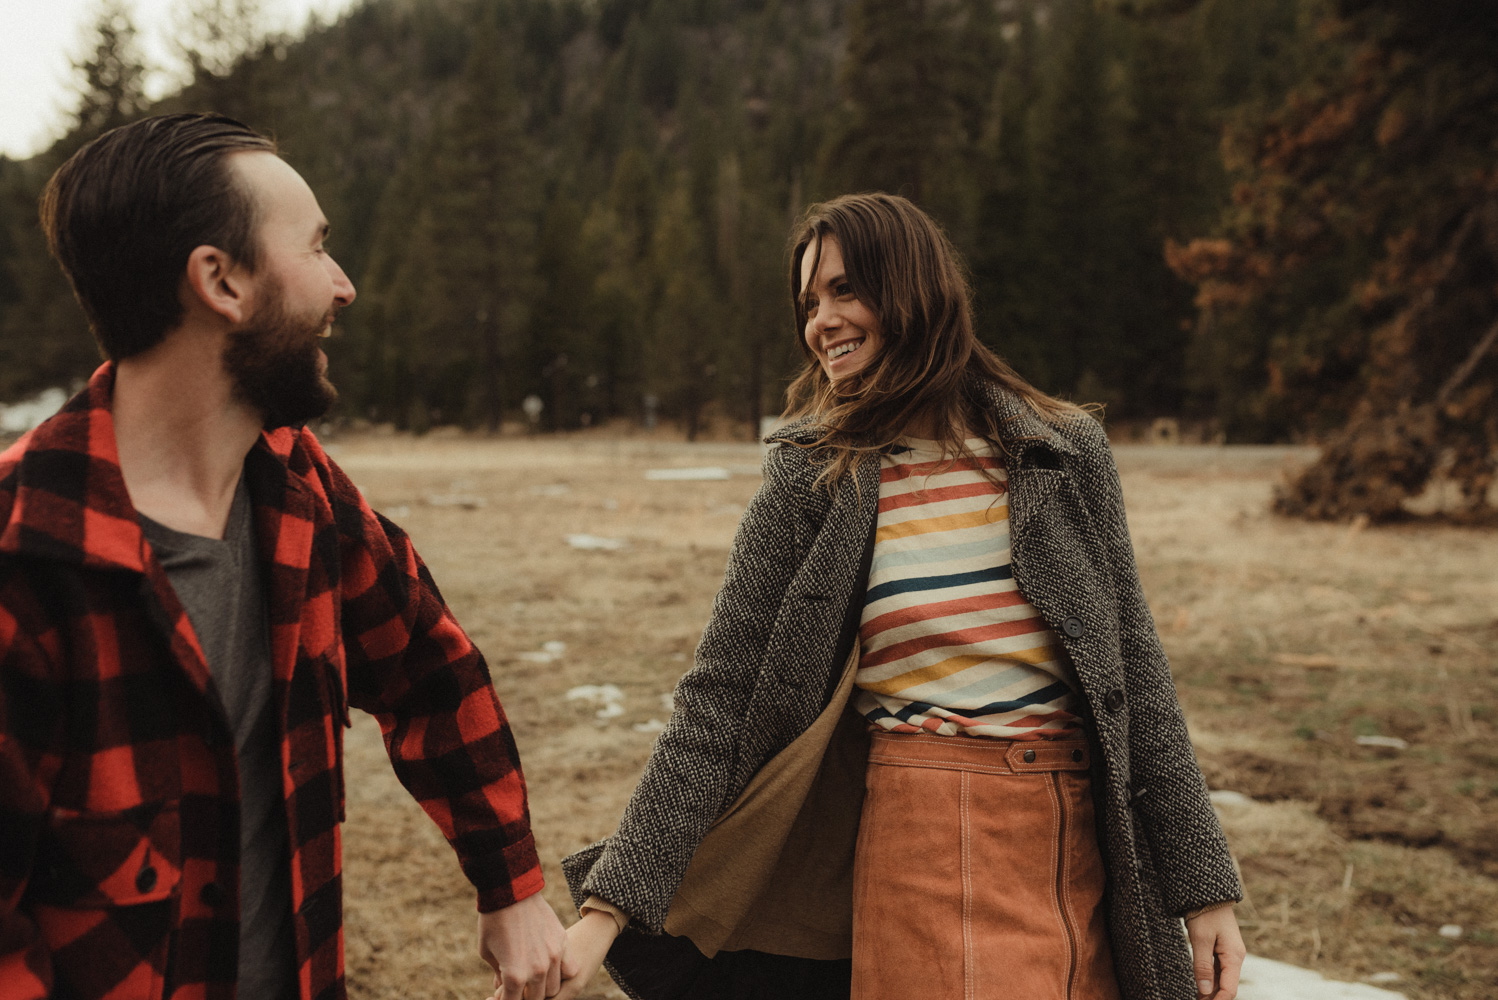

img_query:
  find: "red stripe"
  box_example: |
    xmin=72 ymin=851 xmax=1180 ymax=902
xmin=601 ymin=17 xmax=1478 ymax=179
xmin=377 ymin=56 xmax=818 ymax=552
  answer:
xmin=881 ymin=455 xmax=1005 ymax=482
xmin=862 ymin=589 xmax=1031 ymax=640
xmin=878 ymin=480 xmax=1007 ymax=512
xmin=860 ymin=616 xmax=1052 ymax=668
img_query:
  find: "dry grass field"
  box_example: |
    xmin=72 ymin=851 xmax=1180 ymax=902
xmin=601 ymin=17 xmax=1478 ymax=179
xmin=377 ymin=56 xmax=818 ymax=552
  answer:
xmin=328 ymin=430 xmax=1498 ymax=1000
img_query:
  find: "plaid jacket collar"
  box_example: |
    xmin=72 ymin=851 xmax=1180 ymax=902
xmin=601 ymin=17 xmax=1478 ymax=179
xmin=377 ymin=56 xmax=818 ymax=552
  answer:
xmin=0 ymin=363 xmax=321 ymax=705
xmin=0 ymin=363 xmax=149 ymax=571
xmin=0 ymin=361 xmax=311 ymax=571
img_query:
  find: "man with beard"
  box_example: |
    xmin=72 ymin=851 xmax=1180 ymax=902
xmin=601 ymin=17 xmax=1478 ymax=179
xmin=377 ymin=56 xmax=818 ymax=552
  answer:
xmin=0 ymin=115 xmax=571 ymax=1000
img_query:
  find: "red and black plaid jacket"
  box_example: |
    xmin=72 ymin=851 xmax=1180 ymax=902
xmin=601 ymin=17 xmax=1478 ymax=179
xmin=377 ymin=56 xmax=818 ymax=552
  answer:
xmin=0 ymin=365 xmax=543 ymax=1000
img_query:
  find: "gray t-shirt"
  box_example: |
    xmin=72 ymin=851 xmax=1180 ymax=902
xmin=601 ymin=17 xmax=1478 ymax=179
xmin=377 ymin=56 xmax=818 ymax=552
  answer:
xmin=140 ymin=476 xmax=297 ymax=999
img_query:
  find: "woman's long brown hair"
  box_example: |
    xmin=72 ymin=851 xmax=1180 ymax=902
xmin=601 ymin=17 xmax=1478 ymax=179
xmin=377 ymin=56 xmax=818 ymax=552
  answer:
xmin=783 ymin=192 xmax=1086 ymax=486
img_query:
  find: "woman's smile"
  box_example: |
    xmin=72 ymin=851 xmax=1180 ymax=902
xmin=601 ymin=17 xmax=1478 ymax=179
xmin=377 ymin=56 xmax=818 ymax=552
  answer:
xmin=801 ymin=235 xmax=883 ymax=381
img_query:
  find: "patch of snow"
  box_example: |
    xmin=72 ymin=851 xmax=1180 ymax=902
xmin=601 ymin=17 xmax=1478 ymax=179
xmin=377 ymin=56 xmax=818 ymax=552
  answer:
xmin=1355 ymin=735 xmax=1408 ymax=750
xmin=1238 ymin=954 xmax=1407 ymax=1000
xmin=632 ymin=718 xmax=665 ymax=733
xmin=566 ymin=534 xmax=626 ymax=551
xmin=1438 ymin=924 xmax=1462 ymax=939
xmin=644 ymin=467 xmax=731 ymax=481
xmin=566 ymin=683 xmax=626 ymax=720
xmin=1209 ymin=790 xmax=1255 ymax=808
xmin=0 ymin=387 xmax=67 ymax=434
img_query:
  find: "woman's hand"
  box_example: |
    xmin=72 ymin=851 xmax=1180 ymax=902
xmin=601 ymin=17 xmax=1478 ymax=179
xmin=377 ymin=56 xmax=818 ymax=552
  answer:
xmin=551 ymin=910 xmax=621 ymax=1000
xmin=1185 ymin=904 xmax=1246 ymax=999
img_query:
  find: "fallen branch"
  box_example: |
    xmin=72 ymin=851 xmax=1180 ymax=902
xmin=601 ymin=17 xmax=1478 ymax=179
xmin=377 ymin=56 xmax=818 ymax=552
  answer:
xmin=1435 ymin=315 xmax=1498 ymax=405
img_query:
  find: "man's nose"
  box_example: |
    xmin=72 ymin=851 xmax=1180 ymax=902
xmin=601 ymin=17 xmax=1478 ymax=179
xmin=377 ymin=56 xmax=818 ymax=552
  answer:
xmin=328 ymin=256 xmax=356 ymax=306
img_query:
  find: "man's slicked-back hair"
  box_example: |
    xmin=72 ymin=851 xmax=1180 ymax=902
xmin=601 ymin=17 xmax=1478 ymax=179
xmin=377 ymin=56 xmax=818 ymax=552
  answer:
xmin=40 ymin=113 xmax=276 ymax=360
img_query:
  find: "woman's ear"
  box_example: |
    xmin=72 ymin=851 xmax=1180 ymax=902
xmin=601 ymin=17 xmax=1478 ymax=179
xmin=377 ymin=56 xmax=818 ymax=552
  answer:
xmin=181 ymin=244 xmax=250 ymax=325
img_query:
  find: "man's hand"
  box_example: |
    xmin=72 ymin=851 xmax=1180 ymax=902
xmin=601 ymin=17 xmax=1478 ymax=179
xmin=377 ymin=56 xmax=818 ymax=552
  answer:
xmin=1185 ymin=904 xmax=1246 ymax=999
xmin=553 ymin=910 xmax=621 ymax=1000
xmin=478 ymin=892 xmax=573 ymax=1000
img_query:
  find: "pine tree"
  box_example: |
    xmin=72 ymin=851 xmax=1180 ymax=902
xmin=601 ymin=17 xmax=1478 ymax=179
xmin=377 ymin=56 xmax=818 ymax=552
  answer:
xmin=970 ymin=5 xmax=1044 ymax=379
xmin=70 ymin=0 xmax=149 ymax=142
xmin=1024 ymin=0 xmax=1123 ymax=399
xmin=821 ymin=0 xmax=969 ymax=207
xmin=646 ymin=174 xmax=719 ymax=439
xmin=1106 ymin=10 xmax=1219 ymax=415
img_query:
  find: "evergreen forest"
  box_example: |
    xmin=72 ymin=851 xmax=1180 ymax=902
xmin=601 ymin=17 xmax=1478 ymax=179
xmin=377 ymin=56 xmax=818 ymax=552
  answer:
xmin=0 ymin=0 xmax=1493 ymax=518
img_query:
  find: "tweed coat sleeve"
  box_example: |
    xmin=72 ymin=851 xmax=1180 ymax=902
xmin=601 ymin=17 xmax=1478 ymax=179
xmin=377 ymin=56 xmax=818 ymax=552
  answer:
xmin=0 ymin=585 xmax=61 ymax=997
xmin=1071 ymin=419 xmax=1241 ymax=916
xmin=569 ymin=444 xmax=812 ymax=932
xmin=294 ymin=430 xmax=543 ymax=912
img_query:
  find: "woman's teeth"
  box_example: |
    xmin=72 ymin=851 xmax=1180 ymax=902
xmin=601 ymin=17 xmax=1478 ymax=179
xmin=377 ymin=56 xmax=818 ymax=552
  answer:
xmin=828 ymin=341 xmax=862 ymax=360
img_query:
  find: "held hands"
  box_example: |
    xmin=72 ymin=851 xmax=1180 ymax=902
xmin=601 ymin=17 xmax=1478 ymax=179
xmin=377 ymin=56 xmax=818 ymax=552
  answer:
xmin=551 ymin=910 xmax=622 ymax=1000
xmin=478 ymin=892 xmax=575 ymax=1000
xmin=1185 ymin=904 xmax=1246 ymax=999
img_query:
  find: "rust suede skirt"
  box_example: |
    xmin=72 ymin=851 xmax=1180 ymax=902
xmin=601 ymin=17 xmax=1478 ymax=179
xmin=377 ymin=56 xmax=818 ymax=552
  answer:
xmin=851 ymin=731 xmax=1123 ymax=1000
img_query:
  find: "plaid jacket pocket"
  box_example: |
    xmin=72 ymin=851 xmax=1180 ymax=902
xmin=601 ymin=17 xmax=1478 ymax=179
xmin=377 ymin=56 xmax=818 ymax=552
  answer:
xmin=29 ymin=801 xmax=181 ymax=1000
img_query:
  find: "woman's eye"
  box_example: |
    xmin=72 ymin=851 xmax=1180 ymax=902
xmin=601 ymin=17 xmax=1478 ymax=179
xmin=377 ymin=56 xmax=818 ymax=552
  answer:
xmin=836 ymin=282 xmax=853 ymax=297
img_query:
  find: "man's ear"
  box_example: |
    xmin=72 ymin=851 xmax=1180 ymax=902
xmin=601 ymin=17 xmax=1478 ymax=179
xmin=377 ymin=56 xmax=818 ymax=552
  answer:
xmin=182 ymin=245 xmax=250 ymax=325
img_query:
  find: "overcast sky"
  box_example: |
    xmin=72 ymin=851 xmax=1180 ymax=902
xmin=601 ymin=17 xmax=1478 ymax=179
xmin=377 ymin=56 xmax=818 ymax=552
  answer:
xmin=0 ymin=0 xmax=358 ymax=159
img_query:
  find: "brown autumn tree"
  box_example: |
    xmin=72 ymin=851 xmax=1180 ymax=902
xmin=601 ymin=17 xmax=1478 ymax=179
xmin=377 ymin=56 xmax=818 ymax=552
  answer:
xmin=1167 ymin=0 xmax=1498 ymax=521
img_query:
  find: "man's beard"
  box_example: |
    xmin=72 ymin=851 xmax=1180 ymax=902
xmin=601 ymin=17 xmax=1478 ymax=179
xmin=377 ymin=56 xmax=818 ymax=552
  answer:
xmin=223 ymin=281 xmax=339 ymax=430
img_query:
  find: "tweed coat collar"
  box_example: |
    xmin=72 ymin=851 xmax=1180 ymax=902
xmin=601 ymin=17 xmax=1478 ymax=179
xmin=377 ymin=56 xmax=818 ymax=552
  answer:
xmin=764 ymin=375 xmax=1082 ymax=460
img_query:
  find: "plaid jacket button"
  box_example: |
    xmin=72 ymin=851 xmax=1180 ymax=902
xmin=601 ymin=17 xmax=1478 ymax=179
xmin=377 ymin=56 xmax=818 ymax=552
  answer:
xmin=135 ymin=866 xmax=158 ymax=893
xmin=200 ymin=882 xmax=227 ymax=908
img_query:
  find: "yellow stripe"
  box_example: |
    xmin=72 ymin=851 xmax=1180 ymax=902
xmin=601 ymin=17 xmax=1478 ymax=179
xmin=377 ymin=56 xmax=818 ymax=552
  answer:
xmin=858 ymin=643 xmax=1058 ymax=695
xmin=875 ymin=505 xmax=1008 ymax=543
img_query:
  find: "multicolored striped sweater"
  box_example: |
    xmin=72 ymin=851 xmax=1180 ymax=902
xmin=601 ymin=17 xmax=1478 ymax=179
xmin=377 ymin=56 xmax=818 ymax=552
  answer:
xmin=853 ymin=437 xmax=1082 ymax=739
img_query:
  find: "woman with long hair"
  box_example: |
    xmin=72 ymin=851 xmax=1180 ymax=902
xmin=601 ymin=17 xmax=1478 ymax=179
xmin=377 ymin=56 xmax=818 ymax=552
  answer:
xmin=554 ymin=193 xmax=1244 ymax=1000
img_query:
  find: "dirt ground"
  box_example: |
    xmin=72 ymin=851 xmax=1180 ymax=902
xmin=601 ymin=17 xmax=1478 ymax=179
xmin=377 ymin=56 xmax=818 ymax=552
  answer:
xmin=327 ymin=430 xmax=1498 ymax=1000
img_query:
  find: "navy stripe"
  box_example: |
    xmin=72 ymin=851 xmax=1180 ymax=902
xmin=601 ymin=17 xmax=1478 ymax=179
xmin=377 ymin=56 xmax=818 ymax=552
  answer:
xmin=868 ymin=682 xmax=1073 ymax=726
xmin=865 ymin=564 xmax=1012 ymax=605
xmin=964 ymin=682 xmax=1075 ymax=716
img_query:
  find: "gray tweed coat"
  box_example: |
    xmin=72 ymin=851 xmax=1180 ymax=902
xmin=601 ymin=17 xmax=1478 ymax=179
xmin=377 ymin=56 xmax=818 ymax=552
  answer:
xmin=563 ymin=379 xmax=1242 ymax=1000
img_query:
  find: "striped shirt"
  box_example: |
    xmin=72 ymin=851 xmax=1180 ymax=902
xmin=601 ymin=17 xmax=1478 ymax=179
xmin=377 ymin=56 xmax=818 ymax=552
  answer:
xmin=852 ymin=437 xmax=1081 ymax=739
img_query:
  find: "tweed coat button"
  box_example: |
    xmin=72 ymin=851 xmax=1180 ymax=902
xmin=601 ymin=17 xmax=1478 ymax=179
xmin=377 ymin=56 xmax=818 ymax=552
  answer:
xmin=135 ymin=866 xmax=158 ymax=893
xmin=200 ymin=882 xmax=227 ymax=907
xmin=1105 ymin=688 xmax=1126 ymax=712
xmin=1062 ymin=616 xmax=1084 ymax=638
